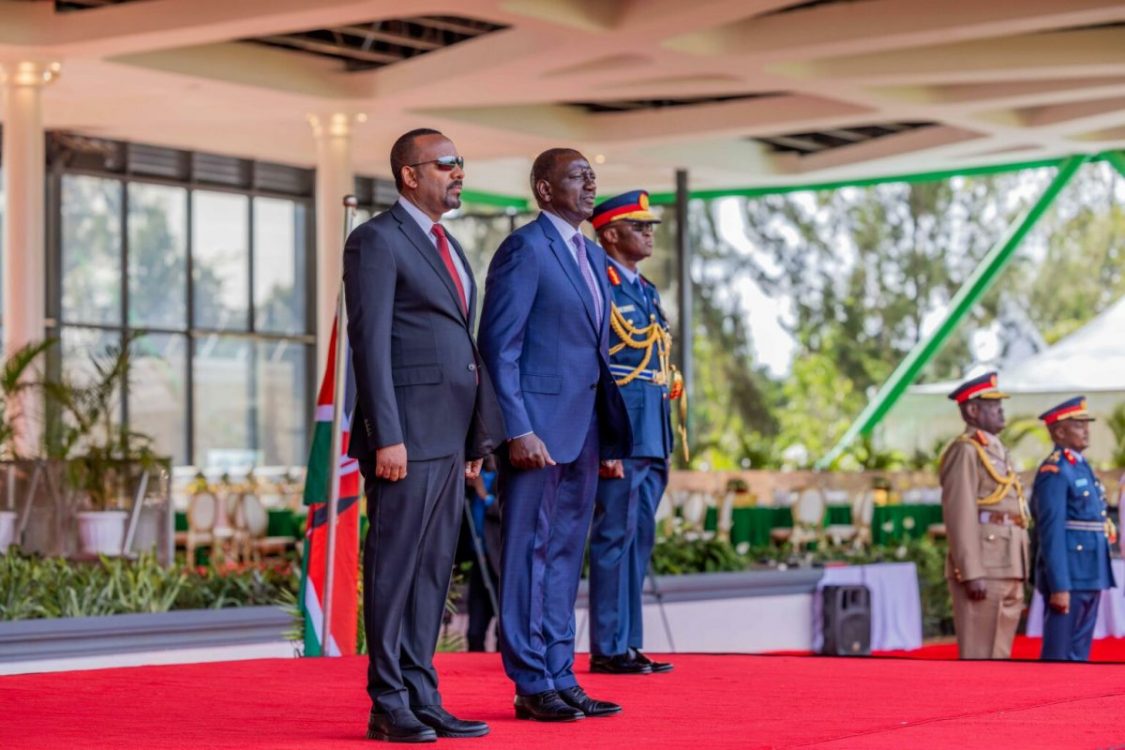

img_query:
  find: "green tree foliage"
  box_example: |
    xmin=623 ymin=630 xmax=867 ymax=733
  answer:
xmin=677 ymin=162 xmax=1123 ymax=467
xmin=1016 ymin=163 xmax=1125 ymax=343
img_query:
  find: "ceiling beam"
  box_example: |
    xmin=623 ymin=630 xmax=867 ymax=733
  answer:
xmin=256 ymin=35 xmax=402 ymax=65
xmin=335 ymin=25 xmax=442 ymax=51
xmin=667 ymin=0 xmax=1125 ymax=61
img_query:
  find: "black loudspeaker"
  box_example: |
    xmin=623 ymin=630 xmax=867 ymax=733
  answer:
xmin=821 ymin=585 xmax=872 ymax=656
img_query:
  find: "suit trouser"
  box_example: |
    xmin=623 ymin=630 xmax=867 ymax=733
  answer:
xmin=1041 ymin=589 xmax=1101 ymax=661
xmin=360 ymin=453 xmax=464 ymax=712
xmin=466 ymin=551 xmax=499 ymax=652
xmin=589 ymin=457 xmax=667 ymax=656
xmin=949 ymin=577 xmax=1024 ymax=659
xmin=498 ymin=416 xmax=599 ymax=696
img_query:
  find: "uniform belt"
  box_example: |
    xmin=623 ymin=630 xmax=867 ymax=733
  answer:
xmin=609 ymin=364 xmax=662 ymax=383
xmin=1065 ymin=520 xmax=1106 ymax=532
xmin=978 ymin=510 xmax=1027 ymax=528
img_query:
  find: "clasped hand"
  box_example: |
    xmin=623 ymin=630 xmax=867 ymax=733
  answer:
xmin=508 ymin=433 xmax=556 ymax=470
xmin=376 ymin=443 xmax=482 ymax=481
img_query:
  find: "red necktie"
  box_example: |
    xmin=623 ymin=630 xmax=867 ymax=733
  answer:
xmin=431 ymin=224 xmax=467 ymax=315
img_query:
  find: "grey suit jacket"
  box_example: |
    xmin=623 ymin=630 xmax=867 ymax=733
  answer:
xmin=343 ymin=201 xmax=504 ymax=462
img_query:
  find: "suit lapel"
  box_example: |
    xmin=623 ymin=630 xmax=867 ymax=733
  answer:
xmin=538 ymin=213 xmax=598 ymax=331
xmin=390 ymin=202 xmax=468 ymax=324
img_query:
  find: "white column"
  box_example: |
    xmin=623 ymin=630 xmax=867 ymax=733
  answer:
xmin=1 ymin=61 xmax=59 ymax=455
xmin=309 ymin=112 xmax=358 ymax=375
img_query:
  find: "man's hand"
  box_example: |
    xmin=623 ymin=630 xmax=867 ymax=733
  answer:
xmin=599 ymin=459 xmax=625 ymax=479
xmin=375 ymin=443 xmax=408 ymax=482
xmin=1049 ymin=591 xmax=1070 ymax=614
xmin=465 ymin=458 xmax=483 ymax=479
xmin=509 ymin=434 xmax=556 ymax=470
xmin=964 ymin=579 xmax=988 ymax=601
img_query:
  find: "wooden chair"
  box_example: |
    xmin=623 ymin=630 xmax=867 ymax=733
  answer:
xmin=235 ymin=493 xmax=296 ymax=561
xmin=185 ymin=492 xmax=234 ymax=564
xmin=772 ymin=488 xmax=826 ymax=549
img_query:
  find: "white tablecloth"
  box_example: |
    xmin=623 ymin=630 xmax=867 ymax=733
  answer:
xmin=813 ymin=562 xmax=923 ymax=652
xmin=1026 ymin=558 xmax=1125 ymax=638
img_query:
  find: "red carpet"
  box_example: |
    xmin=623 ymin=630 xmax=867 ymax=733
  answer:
xmin=4 ymin=652 xmax=1125 ymax=749
xmin=880 ymin=635 xmax=1125 ymax=661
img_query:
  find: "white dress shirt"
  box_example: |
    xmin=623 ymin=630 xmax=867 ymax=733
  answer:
xmin=396 ymin=196 xmax=471 ymax=301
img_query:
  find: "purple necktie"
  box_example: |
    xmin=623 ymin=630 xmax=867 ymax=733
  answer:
xmin=572 ymin=233 xmax=603 ymax=326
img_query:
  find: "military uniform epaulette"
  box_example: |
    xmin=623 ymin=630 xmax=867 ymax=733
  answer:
xmin=1039 ymin=451 xmax=1061 ymax=473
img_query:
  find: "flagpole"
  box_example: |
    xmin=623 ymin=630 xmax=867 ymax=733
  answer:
xmin=321 ymin=194 xmax=358 ymax=656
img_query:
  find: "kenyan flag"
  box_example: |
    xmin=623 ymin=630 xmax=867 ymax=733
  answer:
xmin=298 ymin=316 xmax=361 ymax=656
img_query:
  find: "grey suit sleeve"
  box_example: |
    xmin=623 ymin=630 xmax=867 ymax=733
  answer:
xmin=343 ymin=224 xmax=402 ymax=449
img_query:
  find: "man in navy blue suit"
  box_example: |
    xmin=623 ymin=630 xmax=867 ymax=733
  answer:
xmin=478 ymin=148 xmax=632 ymax=722
xmin=1032 ymin=396 xmax=1116 ymax=661
xmin=587 ymin=191 xmax=676 ymax=677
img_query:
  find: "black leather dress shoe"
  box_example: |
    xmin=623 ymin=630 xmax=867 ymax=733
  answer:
xmin=513 ymin=690 xmax=585 ymax=722
xmin=632 ymin=649 xmax=674 ymax=673
xmin=557 ymin=686 xmax=621 ymax=718
xmin=367 ymin=708 xmax=437 ymax=743
xmin=590 ymin=653 xmax=652 ymax=675
xmin=413 ymin=705 xmax=489 ymax=738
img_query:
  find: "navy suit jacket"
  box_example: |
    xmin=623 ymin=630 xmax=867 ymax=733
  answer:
xmin=1031 ymin=446 xmax=1116 ymax=595
xmin=478 ymin=212 xmax=632 ymax=463
xmin=343 ymin=201 xmax=504 ymax=462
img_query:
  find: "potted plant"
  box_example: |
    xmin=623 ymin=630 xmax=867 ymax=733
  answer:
xmin=44 ymin=336 xmax=160 ymax=557
xmin=0 ymin=340 xmax=54 ymax=554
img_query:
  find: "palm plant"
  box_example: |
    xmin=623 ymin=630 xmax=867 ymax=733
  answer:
xmin=42 ymin=335 xmax=159 ymax=510
xmin=998 ymin=415 xmax=1049 ymax=453
xmin=0 ymin=340 xmax=54 ymax=460
xmin=1107 ymin=403 xmax=1125 ymax=469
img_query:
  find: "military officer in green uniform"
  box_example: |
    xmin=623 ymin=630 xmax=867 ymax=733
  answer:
xmin=939 ymin=372 xmax=1030 ymax=659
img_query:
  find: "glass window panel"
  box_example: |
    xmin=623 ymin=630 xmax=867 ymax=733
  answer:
xmin=192 ymin=191 xmax=249 ymax=330
xmin=61 ymin=176 xmax=122 ymax=325
xmin=255 ymin=339 xmax=309 ymax=466
xmin=193 ymin=334 xmax=255 ymax=469
xmin=55 ymin=327 xmax=125 ymax=455
xmin=129 ymin=183 xmax=188 ymax=329
xmin=253 ymin=198 xmax=307 ymax=334
xmin=129 ymin=333 xmax=188 ymax=464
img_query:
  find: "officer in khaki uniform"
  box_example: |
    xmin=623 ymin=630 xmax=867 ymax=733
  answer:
xmin=939 ymin=371 xmax=1030 ymax=659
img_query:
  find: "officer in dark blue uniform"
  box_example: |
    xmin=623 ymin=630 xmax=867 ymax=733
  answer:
xmin=1032 ymin=396 xmax=1116 ymax=662
xmin=587 ymin=191 xmax=680 ymax=675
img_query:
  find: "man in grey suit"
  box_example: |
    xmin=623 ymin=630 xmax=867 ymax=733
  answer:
xmin=344 ymin=128 xmax=503 ymax=743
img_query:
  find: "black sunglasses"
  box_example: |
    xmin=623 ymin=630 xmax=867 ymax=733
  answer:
xmin=622 ymin=220 xmax=657 ymax=233
xmin=409 ymin=155 xmax=464 ymax=171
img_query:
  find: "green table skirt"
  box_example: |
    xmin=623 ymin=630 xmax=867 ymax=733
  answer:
xmin=701 ymin=503 xmax=942 ymax=547
xmin=174 ymin=508 xmax=308 ymax=538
